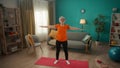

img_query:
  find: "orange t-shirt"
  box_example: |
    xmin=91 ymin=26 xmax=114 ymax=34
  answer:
xmin=55 ymin=24 xmax=70 ymax=42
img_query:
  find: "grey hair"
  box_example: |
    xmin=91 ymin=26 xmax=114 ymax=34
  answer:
xmin=59 ymin=16 xmax=65 ymax=21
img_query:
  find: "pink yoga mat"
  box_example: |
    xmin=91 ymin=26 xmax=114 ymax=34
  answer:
xmin=35 ymin=57 xmax=89 ymax=68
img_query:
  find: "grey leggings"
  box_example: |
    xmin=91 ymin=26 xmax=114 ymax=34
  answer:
xmin=56 ymin=40 xmax=68 ymax=60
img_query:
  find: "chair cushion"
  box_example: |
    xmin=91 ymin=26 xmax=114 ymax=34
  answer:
xmin=34 ymin=43 xmax=41 ymax=46
xmin=67 ymin=40 xmax=85 ymax=49
xmin=27 ymin=34 xmax=34 ymax=45
xmin=49 ymin=30 xmax=57 ymax=39
xmin=48 ymin=39 xmax=56 ymax=46
xmin=67 ymin=32 xmax=88 ymax=41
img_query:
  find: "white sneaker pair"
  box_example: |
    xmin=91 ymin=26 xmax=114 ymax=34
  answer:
xmin=54 ymin=60 xmax=70 ymax=64
xmin=66 ymin=60 xmax=70 ymax=64
xmin=54 ymin=60 xmax=58 ymax=64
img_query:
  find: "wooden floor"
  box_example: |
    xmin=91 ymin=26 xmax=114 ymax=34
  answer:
xmin=0 ymin=42 xmax=119 ymax=68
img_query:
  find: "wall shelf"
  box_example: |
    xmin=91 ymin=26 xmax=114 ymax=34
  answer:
xmin=0 ymin=7 xmax=23 ymax=55
xmin=109 ymin=13 xmax=120 ymax=47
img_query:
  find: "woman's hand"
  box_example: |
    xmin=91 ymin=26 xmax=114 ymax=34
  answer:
xmin=40 ymin=25 xmax=56 ymax=29
xmin=40 ymin=26 xmax=48 ymax=28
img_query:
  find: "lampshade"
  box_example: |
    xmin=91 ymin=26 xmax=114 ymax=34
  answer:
xmin=112 ymin=8 xmax=118 ymax=12
xmin=80 ymin=19 xmax=86 ymax=24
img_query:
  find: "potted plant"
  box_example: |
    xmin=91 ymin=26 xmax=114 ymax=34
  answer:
xmin=94 ymin=14 xmax=106 ymax=44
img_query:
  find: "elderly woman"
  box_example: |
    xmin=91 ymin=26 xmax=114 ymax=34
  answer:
xmin=40 ymin=16 xmax=81 ymax=64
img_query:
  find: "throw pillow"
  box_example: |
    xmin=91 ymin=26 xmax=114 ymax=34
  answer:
xmin=82 ymin=34 xmax=91 ymax=43
xmin=49 ymin=30 xmax=57 ymax=39
xmin=27 ymin=34 xmax=34 ymax=46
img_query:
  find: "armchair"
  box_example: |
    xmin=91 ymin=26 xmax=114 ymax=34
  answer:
xmin=25 ymin=34 xmax=43 ymax=53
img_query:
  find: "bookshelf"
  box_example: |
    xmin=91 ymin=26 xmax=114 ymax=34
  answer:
xmin=110 ymin=13 xmax=120 ymax=46
xmin=0 ymin=7 xmax=23 ymax=54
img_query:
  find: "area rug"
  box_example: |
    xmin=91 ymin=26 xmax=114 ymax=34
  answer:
xmin=35 ymin=57 xmax=89 ymax=68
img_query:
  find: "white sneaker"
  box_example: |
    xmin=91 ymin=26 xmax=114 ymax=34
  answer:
xmin=66 ymin=60 xmax=70 ymax=64
xmin=54 ymin=60 xmax=58 ymax=64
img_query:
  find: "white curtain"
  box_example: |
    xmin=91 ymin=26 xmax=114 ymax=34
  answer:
xmin=33 ymin=0 xmax=49 ymax=41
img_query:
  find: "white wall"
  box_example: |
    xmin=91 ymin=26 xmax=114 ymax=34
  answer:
xmin=0 ymin=0 xmax=18 ymax=8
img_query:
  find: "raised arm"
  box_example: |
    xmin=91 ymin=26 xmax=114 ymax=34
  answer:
xmin=69 ymin=26 xmax=81 ymax=30
xmin=40 ymin=25 xmax=56 ymax=29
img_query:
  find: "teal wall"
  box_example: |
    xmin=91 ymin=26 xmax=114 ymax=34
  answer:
xmin=55 ymin=0 xmax=120 ymax=42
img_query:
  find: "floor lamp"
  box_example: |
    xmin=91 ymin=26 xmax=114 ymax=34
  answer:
xmin=80 ymin=19 xmax=86 ymax=32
